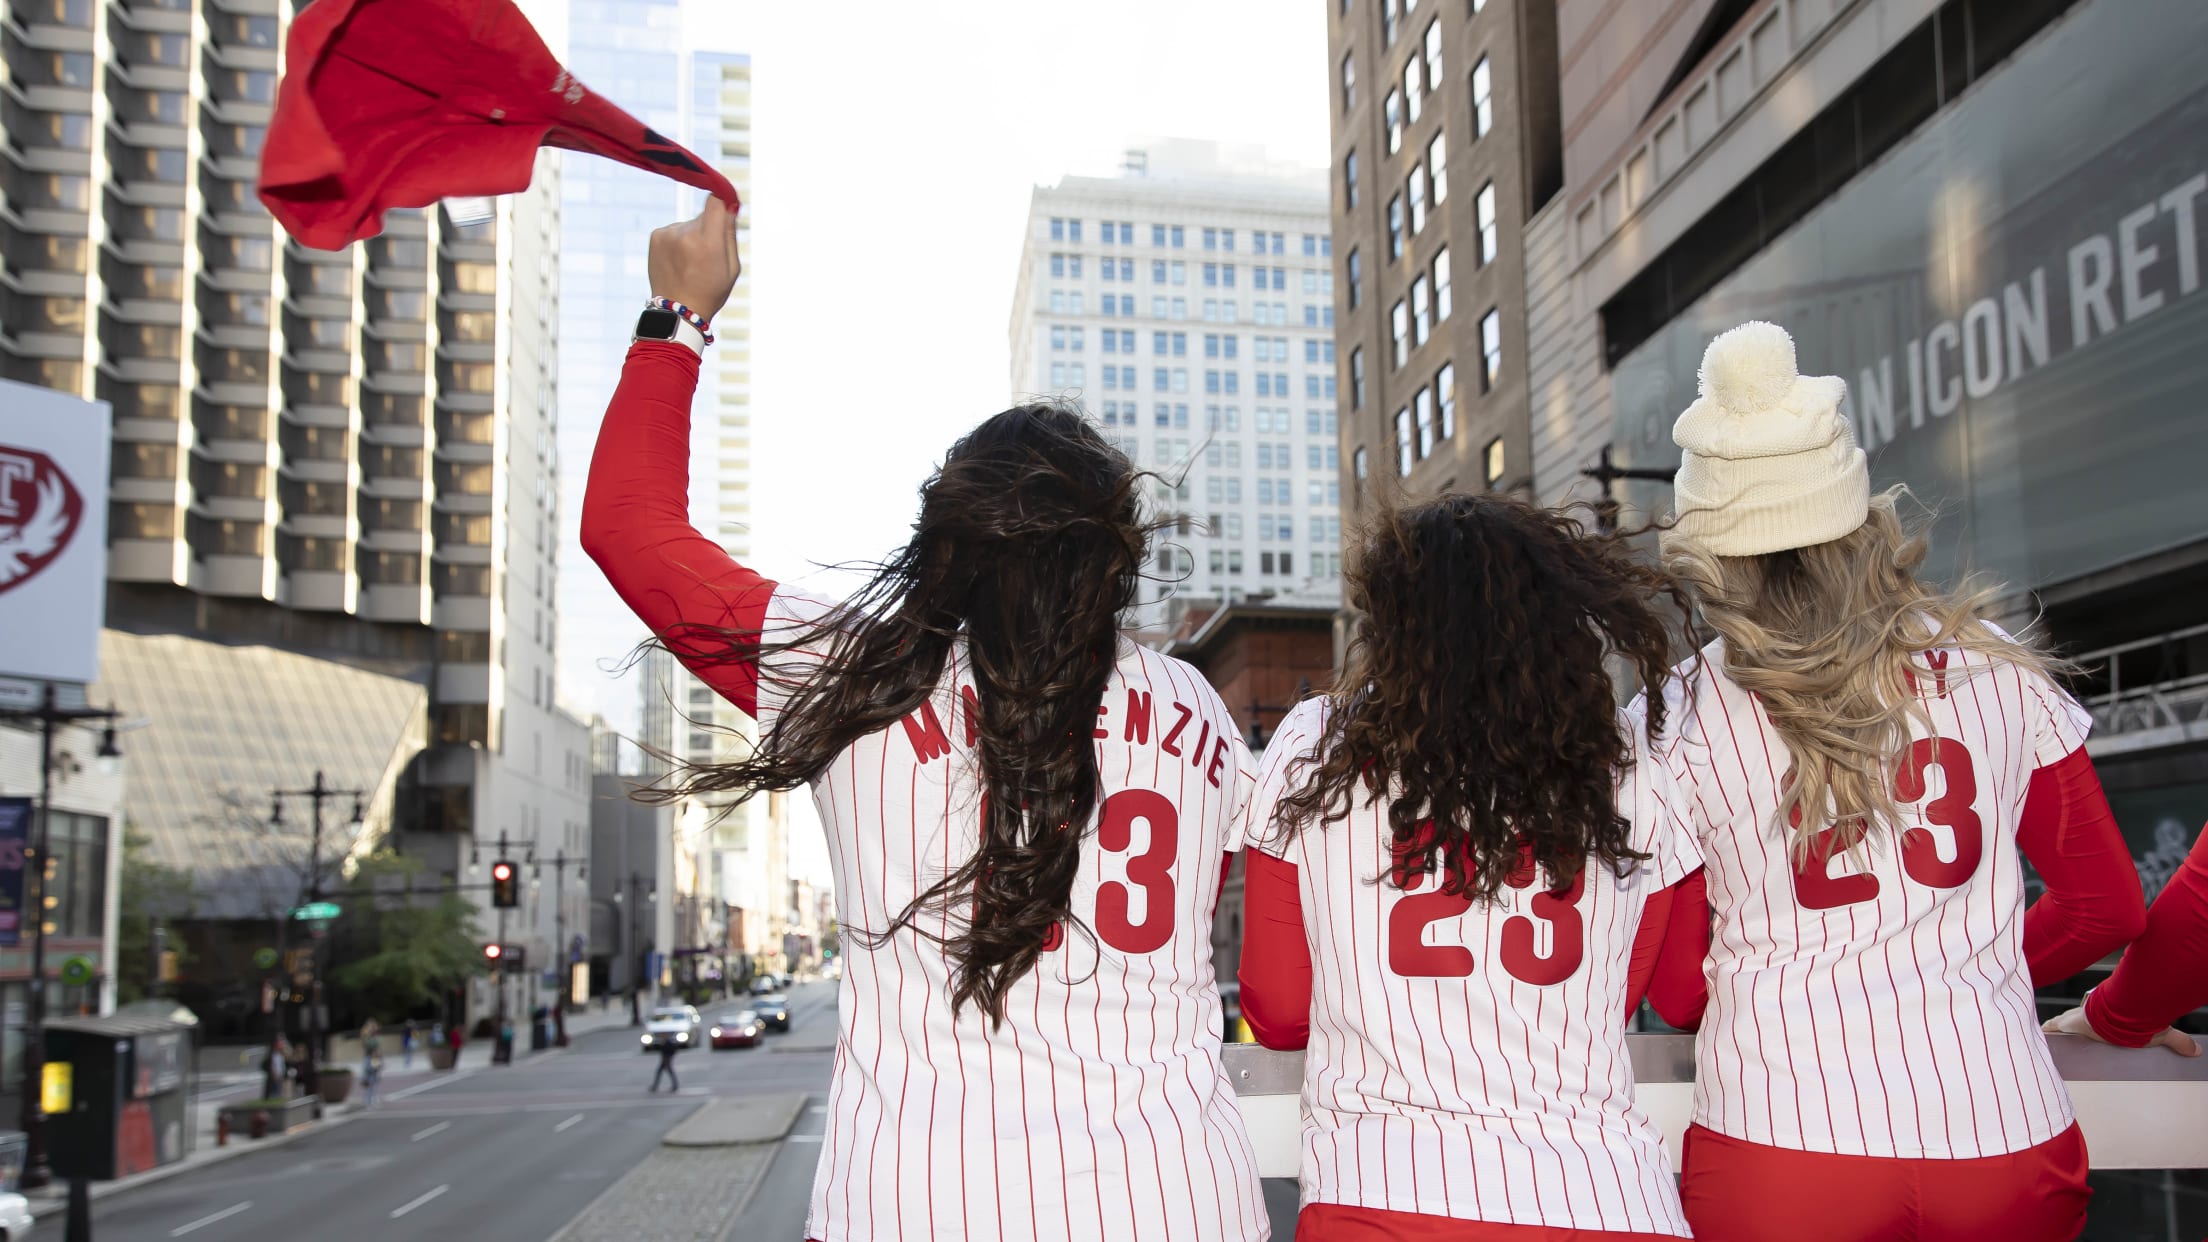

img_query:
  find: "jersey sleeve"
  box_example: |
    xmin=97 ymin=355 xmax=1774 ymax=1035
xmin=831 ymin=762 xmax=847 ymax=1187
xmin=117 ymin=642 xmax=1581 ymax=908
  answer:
xmin=2085 ymin=825 xmax=2208 ymax=1046
xmin=1623 ymin=702 xmax=1705 ymax=889
xmin=2017 ymin=745 xmax=2148 ymax=986
xmin=2018 ymin=661 xmax=2095 ymax=769
xmin=581 ymin=341 xmax=779 ymax=718
xmin=1239 ymin=697 xmax=1329 ymax=861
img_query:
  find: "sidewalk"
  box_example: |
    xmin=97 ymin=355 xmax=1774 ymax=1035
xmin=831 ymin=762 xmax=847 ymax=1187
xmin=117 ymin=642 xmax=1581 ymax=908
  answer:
xmin=26 ymin=1006 xmax=634 ymax=1220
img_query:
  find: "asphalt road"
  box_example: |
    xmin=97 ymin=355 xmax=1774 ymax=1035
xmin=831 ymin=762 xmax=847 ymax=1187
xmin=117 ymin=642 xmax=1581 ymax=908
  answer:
xmin=83 ymin=982 xmax=841 ymax=1242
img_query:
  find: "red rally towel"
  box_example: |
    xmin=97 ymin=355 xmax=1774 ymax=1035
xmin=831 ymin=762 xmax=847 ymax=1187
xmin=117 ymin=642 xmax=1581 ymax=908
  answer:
xmin=258 ymin=0 xmax=739 ymax=251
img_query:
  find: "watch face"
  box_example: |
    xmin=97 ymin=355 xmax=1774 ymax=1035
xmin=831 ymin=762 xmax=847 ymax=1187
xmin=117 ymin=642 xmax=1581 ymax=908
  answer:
xmin=636 ymin=308 xmax=682 ymax=339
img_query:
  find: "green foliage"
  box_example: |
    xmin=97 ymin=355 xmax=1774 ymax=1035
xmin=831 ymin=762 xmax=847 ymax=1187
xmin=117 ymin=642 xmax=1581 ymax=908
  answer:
xmin=333 ymin=852 xmax=486 ymax=1022
xmin=116 ymin=827 xmax=195 ymax=1004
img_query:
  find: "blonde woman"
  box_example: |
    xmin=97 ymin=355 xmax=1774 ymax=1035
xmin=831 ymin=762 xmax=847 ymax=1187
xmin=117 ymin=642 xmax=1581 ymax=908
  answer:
xmin=1641 ymin=322 xmax=2147 ymax=1242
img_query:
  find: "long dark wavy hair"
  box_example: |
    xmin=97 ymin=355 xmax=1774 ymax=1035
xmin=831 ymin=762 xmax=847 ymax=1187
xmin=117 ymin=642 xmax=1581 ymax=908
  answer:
xmin=1272 ymin=494 xmax=1685 ymax=898
xmin=653 ymin=404 xmax=1153 ymax=1024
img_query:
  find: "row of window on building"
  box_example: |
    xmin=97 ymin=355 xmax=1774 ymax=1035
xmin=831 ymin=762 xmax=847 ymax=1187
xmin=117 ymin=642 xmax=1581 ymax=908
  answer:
xmin=1094 ymin=402 xmax=1340 ymax=439
xmin=1049 ymin=219 xmax=1333 ymax=258
xmin=1049 ymin=328 xmax=1334 ymax=365
xmin=1047 ymin=291 xmax=1336 ymax=329
xmin=1048 ymin=255 xmax=1329 ymax=296
xmin=1050 ymin=363 xmax=1337 ymax=401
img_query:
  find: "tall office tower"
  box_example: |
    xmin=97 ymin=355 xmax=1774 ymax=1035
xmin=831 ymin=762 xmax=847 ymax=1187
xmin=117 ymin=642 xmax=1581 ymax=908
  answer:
xmin=0 ymin=0 xmax=588 ymax=1028
xmin=1010 ymin=140 xmax=1343 ymax=639
xmin=1325 ymin=0 xmax=1562 ymax=521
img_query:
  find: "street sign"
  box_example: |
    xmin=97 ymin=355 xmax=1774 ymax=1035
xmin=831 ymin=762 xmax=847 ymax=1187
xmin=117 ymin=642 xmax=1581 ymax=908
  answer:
xmin=290 ymin=901 xmax=341 ymax=921
xmin=58 ymin=955 xmax=94 ymax=987
xmin=252 ymin=947 xmax=278 ymax=970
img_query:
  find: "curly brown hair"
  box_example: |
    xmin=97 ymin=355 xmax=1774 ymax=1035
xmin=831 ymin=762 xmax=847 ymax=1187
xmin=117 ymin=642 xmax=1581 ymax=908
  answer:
xmin=1272 ymin=493 xmax=1686 ymax=898
xmin=650 ymin=404 xmax=1158 ymax=1025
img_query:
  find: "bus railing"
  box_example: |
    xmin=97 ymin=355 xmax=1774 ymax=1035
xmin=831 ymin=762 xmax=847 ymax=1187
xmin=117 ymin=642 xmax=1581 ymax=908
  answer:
xmin=1222 ymin=1034 xmax=2208 ymax=1178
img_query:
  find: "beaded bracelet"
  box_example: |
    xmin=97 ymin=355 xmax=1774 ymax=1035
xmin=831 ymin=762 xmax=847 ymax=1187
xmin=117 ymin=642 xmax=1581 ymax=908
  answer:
xmin=647 ymin=296 xmax=714 ymax=346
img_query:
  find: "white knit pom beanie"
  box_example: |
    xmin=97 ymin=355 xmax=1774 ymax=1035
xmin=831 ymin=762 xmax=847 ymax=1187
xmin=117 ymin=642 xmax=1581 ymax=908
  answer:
xmin=1661 ymin=320 xmax=1868 ymax=557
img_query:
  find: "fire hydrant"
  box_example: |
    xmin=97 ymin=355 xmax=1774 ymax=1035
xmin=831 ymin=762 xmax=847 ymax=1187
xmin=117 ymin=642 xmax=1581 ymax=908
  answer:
xmin=216 ymin=1111 xmax=230 ymax=1147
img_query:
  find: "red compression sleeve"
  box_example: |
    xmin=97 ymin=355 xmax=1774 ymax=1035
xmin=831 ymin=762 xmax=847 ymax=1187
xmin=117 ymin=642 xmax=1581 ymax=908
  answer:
xmin=582 ymin=342 xmax=778 ymax=718
xmin=2019 ymin=746 xmax=2147 ymax=986
xmin=2087 ymin=826 xmax=2208 ymax=1046
xmin=1627 ymin=868 xmax=1709 ymax=1029
xmin=1237 ymin=850 xmax=1311 ymax=1051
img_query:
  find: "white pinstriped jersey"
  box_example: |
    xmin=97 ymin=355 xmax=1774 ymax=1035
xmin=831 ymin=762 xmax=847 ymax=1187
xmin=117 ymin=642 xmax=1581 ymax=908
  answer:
xmin=760 ymin=589 xmax=1268 ymax=1242
xmin=1245 ymin=697 xmax=1699 ymax=1236
xmin=1648 ymin=633 xmax=2091 ymax=1159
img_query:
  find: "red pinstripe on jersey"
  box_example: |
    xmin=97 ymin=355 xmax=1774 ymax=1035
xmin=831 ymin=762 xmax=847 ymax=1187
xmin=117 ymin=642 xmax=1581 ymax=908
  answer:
xmin=1651 ymin=634 xmax=2090 ymax=1159
xmin=754 ymin=589 xmax=1266 ymax=1242
xmin=1240 ymin=697 xmax=1699 ymax=1236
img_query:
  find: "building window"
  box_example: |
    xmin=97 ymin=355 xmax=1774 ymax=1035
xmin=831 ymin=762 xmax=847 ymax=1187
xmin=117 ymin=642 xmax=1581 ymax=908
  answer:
xmin=1410 ymin=274 xmax=1430 ymax=347
xmin=1408 ymin=164 xmax=1428 ymax=235
xmin=1390 ymin=300 xmax=1408 ymax=369
xmin=1069 ymin=219 xmax=1083 ymax=243
xmin=1385 ymin=88 xmax=1403 ymax=155
xmin=1471 ymin=57 xmax=1492 ymax=138
xmin=1350 ymin=347 xmax=1365 ymax=409
xmin=1415 ymin=386 xmax=1435 ymax=458
xmin=1387 ymin=195 xmax=1404 ymax=261
xmin=1345 ymin=149 xmax=1360 ymax=209
xmin=1480 ymin=308 xmax=1502 ymax=392
xmin=1429 ymin=132 xmax=1448 ymax=204
xmin=1394 ymin=409 xmax=1414 ymax=475
xmin=1051 ymin=217 xmax=1066 ymax=241
xmin=1433 ymin=247 xmax=1453 ymax=322
xmin=1484 ymin=436 xmax=1506 ymax=487
xmin=1436 ymin=362 xmax=1457 ymax=441
xmin=1403 ymin=57 xmax=1423 ymax=125
xmin=1382 ymin=0 xmax=1399 ymax=46
xmin=1347 ymin=247 xmax=1362 ymax=309
xmin=1476 ymin=181 xmax=1498 ymax=265
xmin=1424 ymin=19 xmax=1444 ymax=90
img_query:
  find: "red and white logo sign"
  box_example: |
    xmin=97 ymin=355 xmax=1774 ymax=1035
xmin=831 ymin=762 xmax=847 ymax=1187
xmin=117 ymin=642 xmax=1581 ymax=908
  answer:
xmin=0 ymin=446 xmax=84 ymax=597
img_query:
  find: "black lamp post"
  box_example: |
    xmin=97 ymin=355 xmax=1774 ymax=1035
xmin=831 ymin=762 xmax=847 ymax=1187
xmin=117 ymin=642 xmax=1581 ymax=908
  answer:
xmin=1579 ymin=443 xmax=1678 ymax=536
xmin=0 ymin=685 xmax=121 ymax=1191
xmin=267 ymin=771 xmax=366 ymax=1097
xmin=614 ymin=872 xmax=656 ymax=1025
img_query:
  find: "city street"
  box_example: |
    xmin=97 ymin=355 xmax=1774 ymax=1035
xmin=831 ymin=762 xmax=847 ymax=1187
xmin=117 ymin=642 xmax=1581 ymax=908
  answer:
xmin=77 ymin=983 xmax=840 ymax=1242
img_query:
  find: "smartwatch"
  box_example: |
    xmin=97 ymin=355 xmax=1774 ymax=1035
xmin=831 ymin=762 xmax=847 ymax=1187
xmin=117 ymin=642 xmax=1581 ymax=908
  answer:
xmin=634 ymin=306 xmax=706 ymax=355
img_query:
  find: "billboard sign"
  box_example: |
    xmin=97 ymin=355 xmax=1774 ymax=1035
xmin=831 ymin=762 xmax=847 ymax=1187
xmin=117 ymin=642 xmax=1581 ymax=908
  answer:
xmin=0 ymin=798 xmax=26 ymax=947
xmin=1611 ymin=0 xmax=2208 ymax=595
xmin=0 ymin=379 xmax=111 ymax=688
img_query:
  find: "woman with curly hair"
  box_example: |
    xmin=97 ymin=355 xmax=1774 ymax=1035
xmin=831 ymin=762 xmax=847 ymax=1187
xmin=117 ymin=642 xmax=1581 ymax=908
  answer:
xmin=1237 ymin=492 xmax=1709 ymax=1240
xmin=1644 ymin=322 xmax=2146 ymax=1242
xmin=583 ymin=201 xmax=1265 ymax=1242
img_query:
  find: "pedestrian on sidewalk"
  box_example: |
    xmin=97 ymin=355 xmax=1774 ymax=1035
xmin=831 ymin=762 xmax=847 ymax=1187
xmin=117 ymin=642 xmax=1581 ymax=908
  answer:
xmin=648 ymin=1040 xmax=679 ymax=1094
xmin=447 ymin=1020 xmax=464 ymax=1069
xmin=401 ymin=1020 xmax=416 ymax=1068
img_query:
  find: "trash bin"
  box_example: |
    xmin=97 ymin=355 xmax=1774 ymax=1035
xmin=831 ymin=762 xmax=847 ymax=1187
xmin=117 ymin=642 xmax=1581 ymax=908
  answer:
xmin=530 ymin=1006 xmax=549 ymax=1051
xmin=45 ymin=1011 xmax=200 ymax=1180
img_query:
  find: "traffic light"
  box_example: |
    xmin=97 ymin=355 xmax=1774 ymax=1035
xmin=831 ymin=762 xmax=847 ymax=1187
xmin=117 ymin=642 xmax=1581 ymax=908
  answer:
xmin=491 ymin=859 xmax=519 ymax=908
xmin=483 ymin=942 xmax=504 ymax=965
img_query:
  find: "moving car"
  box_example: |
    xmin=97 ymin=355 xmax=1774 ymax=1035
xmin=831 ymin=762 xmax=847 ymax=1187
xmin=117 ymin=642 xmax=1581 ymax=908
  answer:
xmin=709 ymin=1008 xmax=763 ymax=1050
xmin=754 ymin=992 xmax=791 ymax=1033
xmin=640 ymin=1005 xmax=702 ymax=1052
xmin=749 ymin=975 xmax=778 ymax=997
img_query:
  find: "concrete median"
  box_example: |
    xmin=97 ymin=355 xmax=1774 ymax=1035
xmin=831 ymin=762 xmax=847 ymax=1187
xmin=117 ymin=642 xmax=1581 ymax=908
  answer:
xmin=661 ymin=1092 xmax=807 ymax=1147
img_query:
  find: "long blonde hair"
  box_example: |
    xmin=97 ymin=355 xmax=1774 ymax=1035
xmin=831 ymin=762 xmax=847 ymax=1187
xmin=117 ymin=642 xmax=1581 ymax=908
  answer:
xmin=1665 ymin=488 xmax=2066 ymax=854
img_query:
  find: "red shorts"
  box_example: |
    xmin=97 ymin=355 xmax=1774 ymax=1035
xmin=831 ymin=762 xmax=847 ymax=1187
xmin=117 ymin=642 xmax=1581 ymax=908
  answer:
xmin=1297 ymin=1204 xmax=1684 ymax=1240
xmin=1679 ymin=1122 xmax=2090 ymax=1242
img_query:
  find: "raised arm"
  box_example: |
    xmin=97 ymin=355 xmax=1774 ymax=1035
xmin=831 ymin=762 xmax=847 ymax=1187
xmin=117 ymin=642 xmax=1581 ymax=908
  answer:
xmin=580 ymin=200 xmax=776 ymax=717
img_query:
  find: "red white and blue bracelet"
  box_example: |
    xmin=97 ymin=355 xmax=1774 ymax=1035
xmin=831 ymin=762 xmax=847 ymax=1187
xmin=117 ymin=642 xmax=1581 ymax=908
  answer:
xmin=647 ymin=296 xmax=714 ymax=346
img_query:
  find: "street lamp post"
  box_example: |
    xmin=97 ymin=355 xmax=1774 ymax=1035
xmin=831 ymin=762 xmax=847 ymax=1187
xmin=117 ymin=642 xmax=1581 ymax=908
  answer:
xmin=534 ymin=851 xmax=584 ymax=1043
xmin=473 ymin=830 xmax=535 ymax=1044
xmin=615 ymin=872 xmax=656 ymax=1025
xmin=1578 ymin=443 xmax=1679 ymax=536
xmin=268 ymin=771 xmax=366 ymax=1098
xmin=0 ymin=685 xmax=121 ymax=1191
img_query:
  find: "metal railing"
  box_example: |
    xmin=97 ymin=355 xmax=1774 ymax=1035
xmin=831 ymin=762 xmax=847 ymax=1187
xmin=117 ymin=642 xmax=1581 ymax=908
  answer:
xmin=1223 ymin=1035 xmax=2208 ymax=1177
xmin=2075 ymin=621 xmax=2208 ymax=758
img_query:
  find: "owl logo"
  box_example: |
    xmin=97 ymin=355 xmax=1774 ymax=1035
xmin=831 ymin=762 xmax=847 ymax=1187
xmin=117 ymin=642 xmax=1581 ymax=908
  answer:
xmin=0 ymin=447 xmax=84 ymax=596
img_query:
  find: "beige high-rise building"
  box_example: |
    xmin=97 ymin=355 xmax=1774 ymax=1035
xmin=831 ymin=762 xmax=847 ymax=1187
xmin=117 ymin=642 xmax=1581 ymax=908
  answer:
xmin=1326 ymin=0 xmax=1563 ymax=517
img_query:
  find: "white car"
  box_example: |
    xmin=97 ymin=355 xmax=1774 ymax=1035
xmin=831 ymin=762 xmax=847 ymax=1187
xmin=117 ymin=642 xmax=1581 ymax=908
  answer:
xmin=639 ymin=1005 xmax=702 ymax=1051
xmin=0 ymin=1189 xmax=31 ymax=1239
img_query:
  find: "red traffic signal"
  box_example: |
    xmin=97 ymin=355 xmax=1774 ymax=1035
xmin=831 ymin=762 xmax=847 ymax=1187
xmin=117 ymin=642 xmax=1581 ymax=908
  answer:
xmin=483 ymin=943 xmax=503 ymax=961
xmin=491 ymin=859 xmax=519 ymax=908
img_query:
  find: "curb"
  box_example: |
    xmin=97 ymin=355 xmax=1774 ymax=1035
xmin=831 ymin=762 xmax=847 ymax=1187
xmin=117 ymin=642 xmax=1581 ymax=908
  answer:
xmin=26 ymin=1108 xmax=364 ymax=1220
xmin=661 ymin=1092 xmax=806 ymax=1148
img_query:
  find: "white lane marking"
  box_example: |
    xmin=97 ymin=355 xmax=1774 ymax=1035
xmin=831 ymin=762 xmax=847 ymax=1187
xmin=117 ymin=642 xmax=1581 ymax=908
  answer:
xmin=388 ymin=1076 xmax=460 ymax=1101
xmin=410 ymin=1121 xmax=451 ymax=1142
xmin=171 ymin=1201 xmax=252 ymax=1236
xmin=786 ymin=1133 xmax=824 ymax=1144
xmin=389 ymin=1185 xmax=450 ymax=1219
xmin=804 ymin=1105 xmax=826 ymax=1116
xmin=554 ymin=1113 xmax=585 ymax=1133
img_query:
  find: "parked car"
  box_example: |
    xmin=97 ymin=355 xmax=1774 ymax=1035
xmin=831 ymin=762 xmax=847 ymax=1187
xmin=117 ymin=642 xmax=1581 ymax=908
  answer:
xmin=709 ymin=1009 xmax=763 ymax=1050
xmin=0 ymin=1188 xmax=31 ymax=1239
xmin=640 ymin=1005 xmax=702 ymax=1052
xmin=754 ymin=992 xmax=791 ymax=1032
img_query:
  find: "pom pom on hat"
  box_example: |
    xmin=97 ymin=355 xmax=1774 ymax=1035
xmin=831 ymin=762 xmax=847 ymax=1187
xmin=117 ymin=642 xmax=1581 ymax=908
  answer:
xmin=1699 ymin=320 xmax=1800 ymax=416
